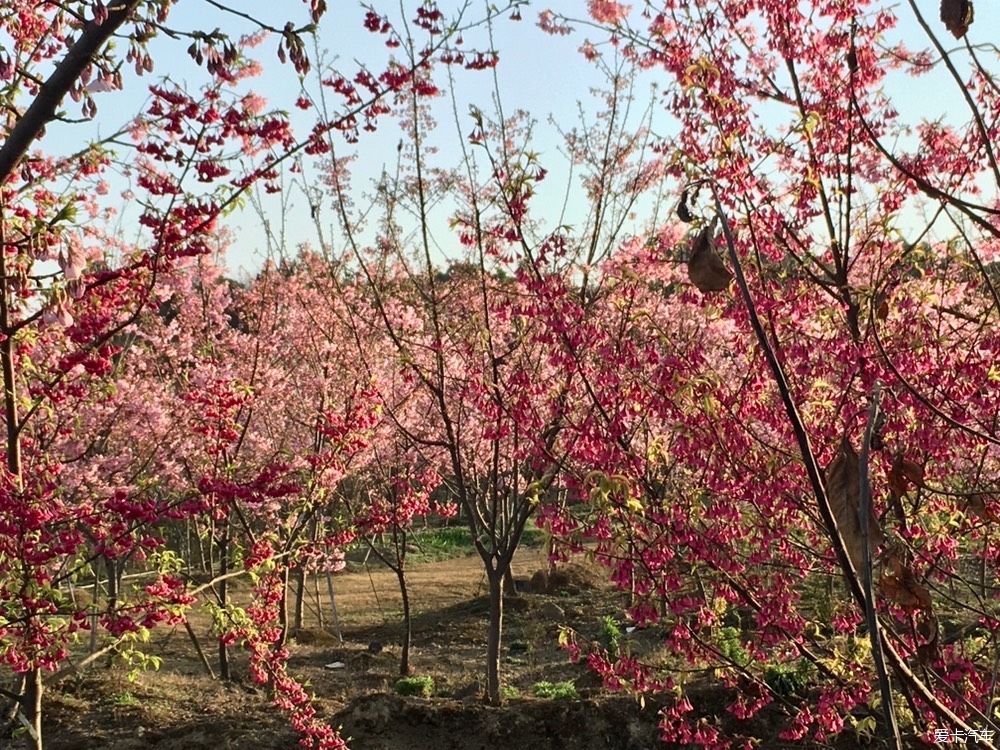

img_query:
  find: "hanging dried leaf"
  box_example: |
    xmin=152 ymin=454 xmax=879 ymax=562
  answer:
xmin=887 ymin=468 xmax=907 ymax=500
xmin=889 ymin=453 xmax=925 ymax=499
xmin=966 ymin=495 xmax=997 ymax=522
xmin=899 ymin=458 xmax=925 ymax=486
xmin=825 ymin=440 xmax=884 ymax=572
xmin=916 ymin=614 xmax=940 ymax=665
xmin=880 ymin=560 xmax=932 ymax=612
xmin=677 ymin=189 xmax=694 ymax=223
xmin=875 ymin=297 xmax=889 ymax=322
xmin=940 ymin=0 xmax=974 ymax=38
xmin=687 ymin=225 xmax=732 ymax=293
xmin=884 ymin=552 xmax=905 ymax=578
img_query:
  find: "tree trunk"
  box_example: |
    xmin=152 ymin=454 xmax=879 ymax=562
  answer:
xmin=103 ymin=556 xmax=120 ymax=668
xmin=217 ymin=528 xmax=231 ymax=681
xmin=105 ymin=556 xmax=119 ymax=613
xmin=325 ymin=572 xmax=343 ymax=643
xmin=0 ymin=227 xmax=39 ymax=749
xmin=207 ymin=517 xmax=215 ymax=573
xmin=277 ymin=561 xmax=290 ymax=647
xmin=503 ymin=562 xmax=517 ymax=597
xmin=23 ymin=668 xmax=42 ymax=750
xmin=313 ymin=573 xmax=324 ymax=630
xmin=627 ymin=539 xmax=636 ymax=608
xmin=396 ymin=566 xmax=412 ymax=675
xmin=184 ymin=620 xmax=215 ymax=679
xmin=485 ymin=570 xmax=504 ymax=704
xmin=293 ymin=565 xmax=306 ymax=633
xmin=546 ymin=533 xmax=556 ymax=577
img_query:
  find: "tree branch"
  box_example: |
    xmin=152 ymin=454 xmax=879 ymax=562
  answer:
xmin=0 ymin=0 xmax=143 ymax=184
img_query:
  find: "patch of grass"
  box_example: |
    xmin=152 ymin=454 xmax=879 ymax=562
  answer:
xmin=519 ymin=527 xmax=546 ymax=547
xmin=501 ymin=684 xmax=520 ymax=700
xmin=420 ymin=526 xmax=471 ymax=550
xmin=395 ymin=675 xmax=435 ymax=698
xmin=349 ymin=525 xmax=549 ymax=566
xmin=404 ymin=527 xmax=473 ymax=563
xmin=109 ymin=690 xmax=141 ymax=708
xmin=531 ymin=680 xmax=578 ymax=700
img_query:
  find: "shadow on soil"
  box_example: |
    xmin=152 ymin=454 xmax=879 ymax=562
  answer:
xmin=333 ymin=692 xmax=662 ymax=750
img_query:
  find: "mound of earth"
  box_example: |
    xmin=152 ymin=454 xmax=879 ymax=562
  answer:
xmin=517 ymin=562 xmax=608 ymax=596
xmin=333 ymin=692 xmax=661 ymax=750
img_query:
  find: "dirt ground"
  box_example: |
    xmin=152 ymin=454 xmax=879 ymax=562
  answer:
xmin=35 ymin=548 xmax=895 ymax=750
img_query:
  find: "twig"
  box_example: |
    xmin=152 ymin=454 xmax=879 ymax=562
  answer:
xmin=184 ymin=620 xmax=216 ymax=679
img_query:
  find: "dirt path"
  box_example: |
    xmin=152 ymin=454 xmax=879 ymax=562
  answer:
xmin=303 ymin=547 xmax=549 ymax=631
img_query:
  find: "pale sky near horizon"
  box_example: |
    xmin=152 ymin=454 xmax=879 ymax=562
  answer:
xmin=76 ymin=1 xmax=631 ymax=274
xmin=64 ymin=0 xmax=1000 ymax=276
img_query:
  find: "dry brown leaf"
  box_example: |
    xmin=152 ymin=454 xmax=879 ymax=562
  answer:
xmin=880 ymin=565 xmax=933 ymax=612
xmin=917 ymin=613 xmax=938 ymax=645
xmin=687 ymin=225 xmax=732 ymax=293
xmin=677 ymin=189 xmax=694 ymax=223
xmin=885 ymin=551 xmax=905 ymax=579
xmin=899 ymin=458 xmax=925 ymax=487
xmin=876 ymin=297 xmax=889 ymax=321
xmin=940 ymin=0 xmax=974 ymax=38
xmin=888 ymin=452 xmax=924 ymax=499
xmin=966 ymin=495 xmax=997 ymax=522
xmin=825 ymin=440 xmax=884 ymax=573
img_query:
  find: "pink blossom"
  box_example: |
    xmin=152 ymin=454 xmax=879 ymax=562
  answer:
xmin=587 ymin=0 xmax=630 ymax=24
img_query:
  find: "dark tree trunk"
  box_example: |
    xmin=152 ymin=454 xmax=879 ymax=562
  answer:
xmin=217 ymin=529 xmax=231 ymax=681
xmin=503 ymin=562 xmax=517 ymax=597
xmin=102 ymin=556 xmax=121 ymax=668
xmin=22 ymin=669 xmax=42 ymax=750
xmin=293 ymin=565 xmax=306 ymax=633
xmin=0 ymin=239 xmax=40 ymax=749
xmin=396 ymin=566 xmax=412 ymax=675
xmin=484 ymin=570 xmax=504 ymax=704
xmin=105 ymin=556 xmax=119 ymax=613
xmin=278 ymin=561 xmax=291 ymax=647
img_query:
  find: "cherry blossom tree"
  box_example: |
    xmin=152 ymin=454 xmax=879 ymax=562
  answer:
xmin=0 ymin=1 xmax=510 ymax=746
xmin=531 ymin=1 xmax=1000 ymax=747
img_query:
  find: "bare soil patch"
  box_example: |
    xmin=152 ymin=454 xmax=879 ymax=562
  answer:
xmin=34 ymin=548 xmax=897 ymax=749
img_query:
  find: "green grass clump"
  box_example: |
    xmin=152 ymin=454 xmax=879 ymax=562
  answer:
xmin=109 ymin=690 xmax=141 ymax=708
xmin=717 ymin=626 xmax=751 ymax=668
xmin=410 ymin=527 xmax=472 ymax=561
xmin=763 ymin=661 xmax=813 ymax=697
xmin=501 ymin=684 xmax=521 ymax=700
xmin=532 ymin=680 xmax=578 ymax=700
xmin=395 ymin=675 xmax=435 ymax=698
xmin=599 ymin=615 xmax=622 ymax=652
